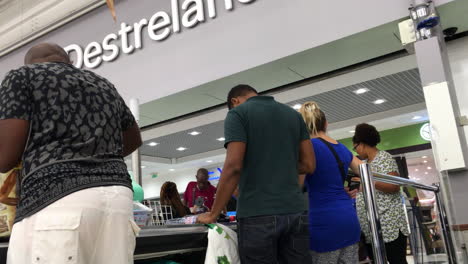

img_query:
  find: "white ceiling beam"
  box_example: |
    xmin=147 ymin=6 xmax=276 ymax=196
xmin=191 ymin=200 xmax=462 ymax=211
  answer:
xmin=125 ymin=154 xmax=172 ymax=165
xmin=176 ymin=148 xmax=226 ymax=164
xmin=141 ymin=54 xmax=418 ymax=141
xmin=141 ymin=109 xmax=228 ymax=141
xmin=0 ymin=0 xmax=104 ymax=57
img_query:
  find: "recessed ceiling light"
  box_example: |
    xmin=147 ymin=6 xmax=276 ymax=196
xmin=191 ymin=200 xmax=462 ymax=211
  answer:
xmin=293 ymin=104 xmax=302 ymax=110
xmin=373 ymin=99 xmax=387 ymax=105
xmin=169 ymin=169 xmax=175 ymax=172
xmin=415 ymin=169 xmax=419 ymax=172
xmin=412 ymin=116 xmax=422 ymax=120
xmin=206 ymin=160 xmax=213 ymax=163
xmin=349 ymin=130 xmax=355 ymax=133
xmin=189 ymin=131 xmax=201 ymax=136
xmin=147 ymin=142 xmax=158 ymax=147
xmin=427 ymin=167 xmax=432 ymax=170
xmin=141 ymin=166 xmax=146 ymax=169
xmin=217 ymin=137 xmax=225 ymax=141
xmin=422 ymin=156 xmax=428 ymax=159
xmin=423 ymin=160 xmax=428 ymax=163
xmin=425 ymin=172 xmax=428 ymax=175
xmin=354 ymin=88 xmax=370 ymax=95
xmin=177 ymin=147 xmax=187 ymax=151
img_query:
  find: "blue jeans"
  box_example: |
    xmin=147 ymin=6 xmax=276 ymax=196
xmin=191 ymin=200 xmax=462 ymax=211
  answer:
xmin=238 ymin=212 xmax=311 ymax=264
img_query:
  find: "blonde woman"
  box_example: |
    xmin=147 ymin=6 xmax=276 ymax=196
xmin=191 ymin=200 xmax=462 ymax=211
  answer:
xmin=299 ymin=102 xmax=362 ymax=264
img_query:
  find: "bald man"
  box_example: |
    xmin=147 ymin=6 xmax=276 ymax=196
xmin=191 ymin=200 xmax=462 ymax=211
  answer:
xmin=0 ymin=43 xmax=142 ymax=264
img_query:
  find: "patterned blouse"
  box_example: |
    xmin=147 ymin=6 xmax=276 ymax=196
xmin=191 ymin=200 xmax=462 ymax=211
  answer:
xmin=356 ymin=150 xmax=410 ymax=243
xmin=0 ymin=62 xmax=135 ymax=222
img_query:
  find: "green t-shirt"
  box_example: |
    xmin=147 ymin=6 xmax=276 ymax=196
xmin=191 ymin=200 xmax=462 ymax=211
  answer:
xmin=224 ymin=96 xmax=310 ymax=218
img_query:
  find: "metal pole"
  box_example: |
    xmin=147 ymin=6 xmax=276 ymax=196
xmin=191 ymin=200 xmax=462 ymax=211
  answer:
xmin=359 ymin=163 xmax=387 ymax=264
xmin=373 ymin=172 xmax=438 ymax=192
xmin=132 ymin=150 xmax=142 ymax=186
xmin=434 ymin=184 xmax=458 ymax=264
xmin=129 ymin=98 xmax=142 ymax=186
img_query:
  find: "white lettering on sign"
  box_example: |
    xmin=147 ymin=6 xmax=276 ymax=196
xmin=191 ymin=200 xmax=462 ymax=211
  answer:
xmin=84 ymin=41 xmax=103 ymax=68
xmin=65 ymin=0 xmax=257 ymax=69
xmin=102 ymin=33 xmax=119 ymax=62
xmin=148 ymin=12 xmax=171 ymax=41
xmin=181 ymin=0 xmax=205 ymax=28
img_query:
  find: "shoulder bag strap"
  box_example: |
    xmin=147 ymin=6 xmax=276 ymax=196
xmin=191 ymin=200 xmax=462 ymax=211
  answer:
xmin=317 ymin=138 xmax=347 ymax=184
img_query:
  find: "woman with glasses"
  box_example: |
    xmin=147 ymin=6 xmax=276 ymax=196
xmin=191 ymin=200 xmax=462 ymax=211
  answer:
xmin=299 ymin=102 xmax=362 ymax=264
xmin=352 ymin=123 xmax=410 ymax=264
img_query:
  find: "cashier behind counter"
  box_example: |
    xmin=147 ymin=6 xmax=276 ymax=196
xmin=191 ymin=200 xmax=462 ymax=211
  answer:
xmin=161 ymin=169 xmax=237 ymax=220
xmin=183 ymin=168 xmax=217 ymax=214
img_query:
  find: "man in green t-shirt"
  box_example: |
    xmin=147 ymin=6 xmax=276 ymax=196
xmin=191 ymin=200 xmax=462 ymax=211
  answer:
xmin=199 ymin=84 xmax=315 ymax=263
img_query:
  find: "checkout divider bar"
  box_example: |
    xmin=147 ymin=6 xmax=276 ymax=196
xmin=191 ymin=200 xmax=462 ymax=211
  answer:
xmin=359 ymin=163 xmax=458 ymax=264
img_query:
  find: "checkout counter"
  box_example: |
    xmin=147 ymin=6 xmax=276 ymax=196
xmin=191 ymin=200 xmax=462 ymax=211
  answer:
xmin=0 ymin=223 xmax=237 ymax=264
xmin=0 ymin=172 xmax=235 ymax=263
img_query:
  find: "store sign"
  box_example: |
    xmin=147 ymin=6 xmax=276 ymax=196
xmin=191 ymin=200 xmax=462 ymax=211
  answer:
xmin=65 ymin=0 xmax=257 ymax=69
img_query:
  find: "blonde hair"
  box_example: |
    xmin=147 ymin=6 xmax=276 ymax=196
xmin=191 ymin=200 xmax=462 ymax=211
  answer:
xmin=299 ymin=101 xmax=327 ymax=136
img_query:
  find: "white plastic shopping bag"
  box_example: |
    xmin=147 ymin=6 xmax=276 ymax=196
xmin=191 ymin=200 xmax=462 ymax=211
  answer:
xmin=205 ymin=224 xmax=240 ymax=264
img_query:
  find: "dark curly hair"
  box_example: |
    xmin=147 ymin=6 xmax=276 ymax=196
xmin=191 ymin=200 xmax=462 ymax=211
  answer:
xmin=352 ymin=123 xmax=381 ymax=147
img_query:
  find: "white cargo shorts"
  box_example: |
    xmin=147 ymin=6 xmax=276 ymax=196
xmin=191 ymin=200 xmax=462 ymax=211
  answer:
xmin=7 ymin=186 xmax=139 ymax=264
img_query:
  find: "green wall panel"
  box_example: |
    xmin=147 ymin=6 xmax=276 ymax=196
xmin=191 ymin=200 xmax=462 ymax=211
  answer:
xmin=339 ymin=123 xmax=430 ymax=153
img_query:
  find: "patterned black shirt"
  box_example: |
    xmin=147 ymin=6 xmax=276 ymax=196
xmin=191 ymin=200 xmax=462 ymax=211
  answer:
xmin=0 ymin=62 xmax=135 ymax=222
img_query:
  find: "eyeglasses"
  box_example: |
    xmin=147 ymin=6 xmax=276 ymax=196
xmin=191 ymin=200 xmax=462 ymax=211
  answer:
xmin=353 ymin=143 xmax=360 ymax=152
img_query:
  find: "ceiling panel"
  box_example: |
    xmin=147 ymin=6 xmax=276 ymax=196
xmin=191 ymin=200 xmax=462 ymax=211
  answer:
xmin=0 ymin=0 xmax=103 ymax=56
xmin=142 ymin=68 xmax=424 ymax=159
xmin=286 ymin=22 xmax=403 ymax=78
xmin=289 ymin=69 xmax=423 ymax=122
xmin=139 ymin=62 xmax=304 ymax=126
xmin=140 ymin=93 xmax=226 ymax=124
xmin=141 ymin=121 xmax=225 ymax=159
xmin=0 ymin=0 xmax=39 ymax=25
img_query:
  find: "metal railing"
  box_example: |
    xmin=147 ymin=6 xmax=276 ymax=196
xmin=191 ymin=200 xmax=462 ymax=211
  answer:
xmin=359 ymin=163 xmax=457 ymax=264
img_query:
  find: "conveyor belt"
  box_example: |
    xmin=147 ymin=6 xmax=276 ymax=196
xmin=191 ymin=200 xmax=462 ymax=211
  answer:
xmin=0 ymin=223 xmax=238 ymax=263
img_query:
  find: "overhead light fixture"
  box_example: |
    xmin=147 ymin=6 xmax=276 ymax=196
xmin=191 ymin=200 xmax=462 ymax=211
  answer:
xmin=427 ymin=167 xmax=432 ymax=170
xmin=422 ymin=156 xmax=428 ymax=159
xmin=412 ymin=116 xmax=422 ymax=120
xmin=349 ymin=130 xmax=355 ymax=133
xmin=189 ymin=131 xmax=201 ymax=136
xmin=373 ymin=99 xmax=387 ymax=105
xmin=293 ymin=104 xmax=302 ymax=110
xmin=423 ymin=160 xmax=428 ymax=163
xmin=141 ymin=166 xmax=146 ymax=169
xmin=415 ymin=169 xmax=419 ymax=172
xmin=425 ymin=172 xmax=428 ymax=175
xmin=354 ymin=88 xmax=370 ymax=95
xmin=206 ymin=160 xmax=213 ymax=163
xmin=147 ymin=142 xmax=158 ymax=147
xmin=169 ymin=169 xmax=175 ymax=172
xmin=217 ymin=137 xmax=225 ymax=141
xmin=177 ymin=147 xmax=187 ymax=151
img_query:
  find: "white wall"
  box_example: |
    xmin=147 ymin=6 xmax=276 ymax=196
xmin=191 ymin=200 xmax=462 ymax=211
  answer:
xmin=0 ymin=0 xmax=453 ymax=103
xmin=445 ymin=38 xmax=468 ymax=254
xmin=142 ymin=167 xmax=197 ymax=199
xmin=445 ymin=36 xmax=468 ymax=224
xmin=142 ymin=164 xmax=223 ymax=199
